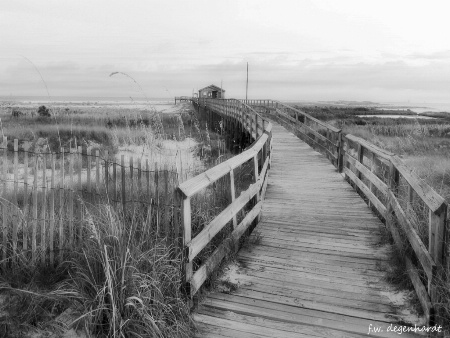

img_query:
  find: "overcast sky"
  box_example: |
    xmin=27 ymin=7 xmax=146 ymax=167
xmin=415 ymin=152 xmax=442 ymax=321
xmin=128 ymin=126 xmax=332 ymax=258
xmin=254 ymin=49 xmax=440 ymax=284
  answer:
xmin=1 ymin=0 xmax=450 ymax=102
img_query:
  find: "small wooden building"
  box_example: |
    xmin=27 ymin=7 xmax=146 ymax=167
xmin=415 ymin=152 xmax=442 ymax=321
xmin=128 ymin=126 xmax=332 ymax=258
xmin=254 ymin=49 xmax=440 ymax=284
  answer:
xmin=198 ymin=85 xmax=225 ymax=99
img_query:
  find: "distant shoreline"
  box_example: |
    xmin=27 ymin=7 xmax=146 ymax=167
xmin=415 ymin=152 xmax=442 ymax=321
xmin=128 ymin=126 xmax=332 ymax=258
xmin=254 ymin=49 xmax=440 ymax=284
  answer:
xmin=1 ymin=96 xmax=449 ymax=114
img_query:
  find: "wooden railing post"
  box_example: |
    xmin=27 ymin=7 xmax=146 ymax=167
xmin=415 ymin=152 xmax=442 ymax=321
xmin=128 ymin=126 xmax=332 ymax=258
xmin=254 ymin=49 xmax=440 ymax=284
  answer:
xmin=429 ymin=206 xmax=447 ymax=268
xmin=181 ymin=195 xmax=193 ymax=304
xmin=389 ymin=161 xmax=399 ymax=196
xmin=229 ymin=170 xmax=237 ymax=229
xmin=337 ymin=132 xmax=344 ymax=173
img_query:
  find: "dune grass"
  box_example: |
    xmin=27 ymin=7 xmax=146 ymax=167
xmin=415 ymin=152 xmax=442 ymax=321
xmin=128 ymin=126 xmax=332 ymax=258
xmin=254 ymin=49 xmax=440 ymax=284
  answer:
xmin=0 ymin=102 xmax=243 ymax=337
xmin=0 ymin=204 xmax=193 ymax=338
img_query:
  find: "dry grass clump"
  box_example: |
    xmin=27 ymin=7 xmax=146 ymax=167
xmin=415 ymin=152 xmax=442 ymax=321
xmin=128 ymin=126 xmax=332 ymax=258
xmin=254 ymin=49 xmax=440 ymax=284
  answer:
xmin=0 ymin=204 xmax=194 ymax=338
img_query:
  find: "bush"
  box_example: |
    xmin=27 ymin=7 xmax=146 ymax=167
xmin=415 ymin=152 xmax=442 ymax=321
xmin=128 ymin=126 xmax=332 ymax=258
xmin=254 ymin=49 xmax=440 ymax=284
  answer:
xmin=38 ymin=105 xmax=51 ymax=117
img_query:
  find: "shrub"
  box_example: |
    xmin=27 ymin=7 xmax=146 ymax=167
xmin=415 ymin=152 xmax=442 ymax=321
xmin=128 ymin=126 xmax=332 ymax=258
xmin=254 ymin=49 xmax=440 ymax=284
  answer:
xmin=38 ymin=105 xmax=51 ymax=117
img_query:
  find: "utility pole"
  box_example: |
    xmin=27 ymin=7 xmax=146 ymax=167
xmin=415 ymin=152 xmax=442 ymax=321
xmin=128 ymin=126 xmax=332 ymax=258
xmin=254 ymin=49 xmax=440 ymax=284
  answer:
xmin=246 ymin=62 xmax=248 ymax=101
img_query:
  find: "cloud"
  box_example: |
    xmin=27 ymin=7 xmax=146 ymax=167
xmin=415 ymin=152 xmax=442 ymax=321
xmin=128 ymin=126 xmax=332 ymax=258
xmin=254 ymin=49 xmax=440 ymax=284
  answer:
xmin=407 ymin=50 xmax=450 ymax=61
xmin=2 ymin=55 xmax=450 ymax=103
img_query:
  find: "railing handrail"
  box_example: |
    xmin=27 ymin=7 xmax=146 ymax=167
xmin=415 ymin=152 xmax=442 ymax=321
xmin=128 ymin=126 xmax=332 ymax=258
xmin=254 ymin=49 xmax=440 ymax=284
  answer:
xmin=342 ymin=132 xmax=447 ymax=325
xmin=178 ymin=124 xmax=272 ymax=197
xmin=178 ymin=97 xmax=273 ymax=303
xmin=243 ymin=99 xmax=341 ymax=133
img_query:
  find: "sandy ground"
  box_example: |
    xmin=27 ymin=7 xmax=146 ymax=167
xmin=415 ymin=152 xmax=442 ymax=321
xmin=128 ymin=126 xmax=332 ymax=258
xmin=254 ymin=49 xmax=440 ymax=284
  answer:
xmin=116 ymin=137 xmax=203 ymax=181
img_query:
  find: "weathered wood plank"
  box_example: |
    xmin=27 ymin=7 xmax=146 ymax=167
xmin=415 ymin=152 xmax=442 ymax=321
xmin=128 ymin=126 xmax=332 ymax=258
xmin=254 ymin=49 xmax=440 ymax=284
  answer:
xmin=390 ymin=155 xmax=445 ymax=213
xmin=405 ymin=256 xmax=433 ymax=324
xmin=345 ymin=154 xmax=388 ymax=195
xmin=187 ymin=181 xmax=260 ymax=261
xmin=343 ymin=167 xmax=387 ymax=216
xmin=190 ymin=202 xmax=262 ymax=295
xmin=345 ymin=134 xmax=394 ymax=160
xmin=387 ymin=190 xmax=435 ymax=281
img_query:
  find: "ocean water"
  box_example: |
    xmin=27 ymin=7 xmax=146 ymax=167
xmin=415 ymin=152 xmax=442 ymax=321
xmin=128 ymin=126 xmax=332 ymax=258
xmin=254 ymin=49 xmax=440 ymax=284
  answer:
xmin=0 ymin=96 xmax=173 ymax=105
xmin=2 ymin=96 xmax=450 ymax=114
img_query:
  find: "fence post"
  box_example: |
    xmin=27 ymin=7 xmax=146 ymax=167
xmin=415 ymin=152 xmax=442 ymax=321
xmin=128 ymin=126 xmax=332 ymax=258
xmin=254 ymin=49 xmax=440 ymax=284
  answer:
xmin=2 ymin=137 xmax=7 ymax=268
xmin=32 ymin=154 xmax=38 ymax=264
xmin=23 ymin=143 xmax=29 ymax=254
xmin=49 ymin=152 xmax=55 ymax=265
xmin=12 ymin=139 xmax=18 ymax=262
xmin=68 ymin=148 xmax=74 ymax=248
xmin=121 ymin=155 xmax=126 ymax=216
xmin=59 ymin=147 xmax=65 ymax=262
xmin=77 ymin=146 xmax=83 ymax=242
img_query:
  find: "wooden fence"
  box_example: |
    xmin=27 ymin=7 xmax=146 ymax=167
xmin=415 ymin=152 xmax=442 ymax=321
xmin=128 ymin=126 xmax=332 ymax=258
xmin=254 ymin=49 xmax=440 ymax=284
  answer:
xmin=183 ymin=97 xmax=449 ymax=326
xmin=178 ymin=99 xmax=272 ymax=304
xmin=0 ymin=137 xmax=186 ymax=268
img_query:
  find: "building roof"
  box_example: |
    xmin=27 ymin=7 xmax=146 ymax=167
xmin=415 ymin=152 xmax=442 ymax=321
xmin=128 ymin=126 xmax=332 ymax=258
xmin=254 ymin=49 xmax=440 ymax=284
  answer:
xmin=198 ymin=84 xmax=225 ymax=92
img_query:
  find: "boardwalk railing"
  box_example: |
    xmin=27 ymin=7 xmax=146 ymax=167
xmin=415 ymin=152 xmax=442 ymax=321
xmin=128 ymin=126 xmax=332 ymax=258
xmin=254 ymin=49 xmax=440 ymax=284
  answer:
xmin=178 ymin=99 xmax=272 ymax=302
xmin=245 ymin=99 xmax=342 ymax=168
xmin=182 ymin=97 xmax=448 ymax=325
xmin=343 ymin=134 xmax=447 ymax=324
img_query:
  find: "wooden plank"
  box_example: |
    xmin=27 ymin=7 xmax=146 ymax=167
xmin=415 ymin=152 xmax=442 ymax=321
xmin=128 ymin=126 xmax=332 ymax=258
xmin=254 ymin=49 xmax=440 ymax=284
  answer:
xmin=32 ymin=154 xmax=38 ymax=263
xmin=200 ymin=294 xmax=411 ymax=338
xmin=429 ymin=205 xmax=447 ymax=267
xmin=253 ymin=155 xmax=260 ymax=203
xmin=181 ymin=196 xmax=192 ymax=298
xmin=137 ymin=157 xmax=142 ymax=201
xmin=145 ymin=159 xmax=150 ymax=201
xmin=273 ymin=109 xmax=338 ymax=161
xmin=129 ymin=155 xmax=134 ymax=208
xmin=41 ymin=152 xmax=47 ymax=264
xmin=155 ymin=162 xmax=159 ymax=233
xmin=179 ymin=133 xmax=269 ymax=197
xmin=277 ymin=108 xmax=337 ymax=148
xmin=345 ymin=154 xmax=388 ymax=195
xmin=386 ymin=190 xmax=435 ymax=281
xmin=77 ymin=146 xmax=82 ymax=242
xmin=12 ymin=139 xmax=18 ymax=260
xmin=40 ymin=152 xmax=47 ymax=264
xmin=273 ymin=100 xmax=341 ymax=133
xmin=49 ymin=152 xmax=55 ymax=265
xmin=95 ymin=149 xmax=100 ymax=201
xmin=68 ymin=148 xmax=74 ymax=247
xmin=391 ymin=155 xmax=445 ymax=213
xmin=87 ymin=147 xmax=91 ymax=201
xmin=104 ymin=150 xmax=109 ymax=197
xmin=164 ymin=165 xmax=169 ymax=237
xmin=343 ymin=167 xmax=387 ymax=216
xmin=229 ymin=170 xmax=237 ymax=229
xmin=405 ymin=256 xmax=433 ymax=325
xmin=190 ymin=202 xmax=262 ymax=295
xmin=23 ymin=144 xmax=29 ymax=252
xmin=121 ymin=155 xmax=126 ymax=215
xmin=345 ymin=134 xmax=394 ymax=160
xmin=113 ymin=157 xmax=117 ymax=207
xmin=2 ymin=137 xmax=8 ymax=267
xmin=187 ymin=181 xmax=260 ymax=261
xmin=59 ymin=148 xmax=65 ymax=262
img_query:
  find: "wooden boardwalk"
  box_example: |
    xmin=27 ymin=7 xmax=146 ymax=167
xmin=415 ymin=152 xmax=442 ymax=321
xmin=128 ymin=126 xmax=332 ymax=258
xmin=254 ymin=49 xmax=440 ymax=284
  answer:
xmin=194 ymin=123 xmax=423 ymax=337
